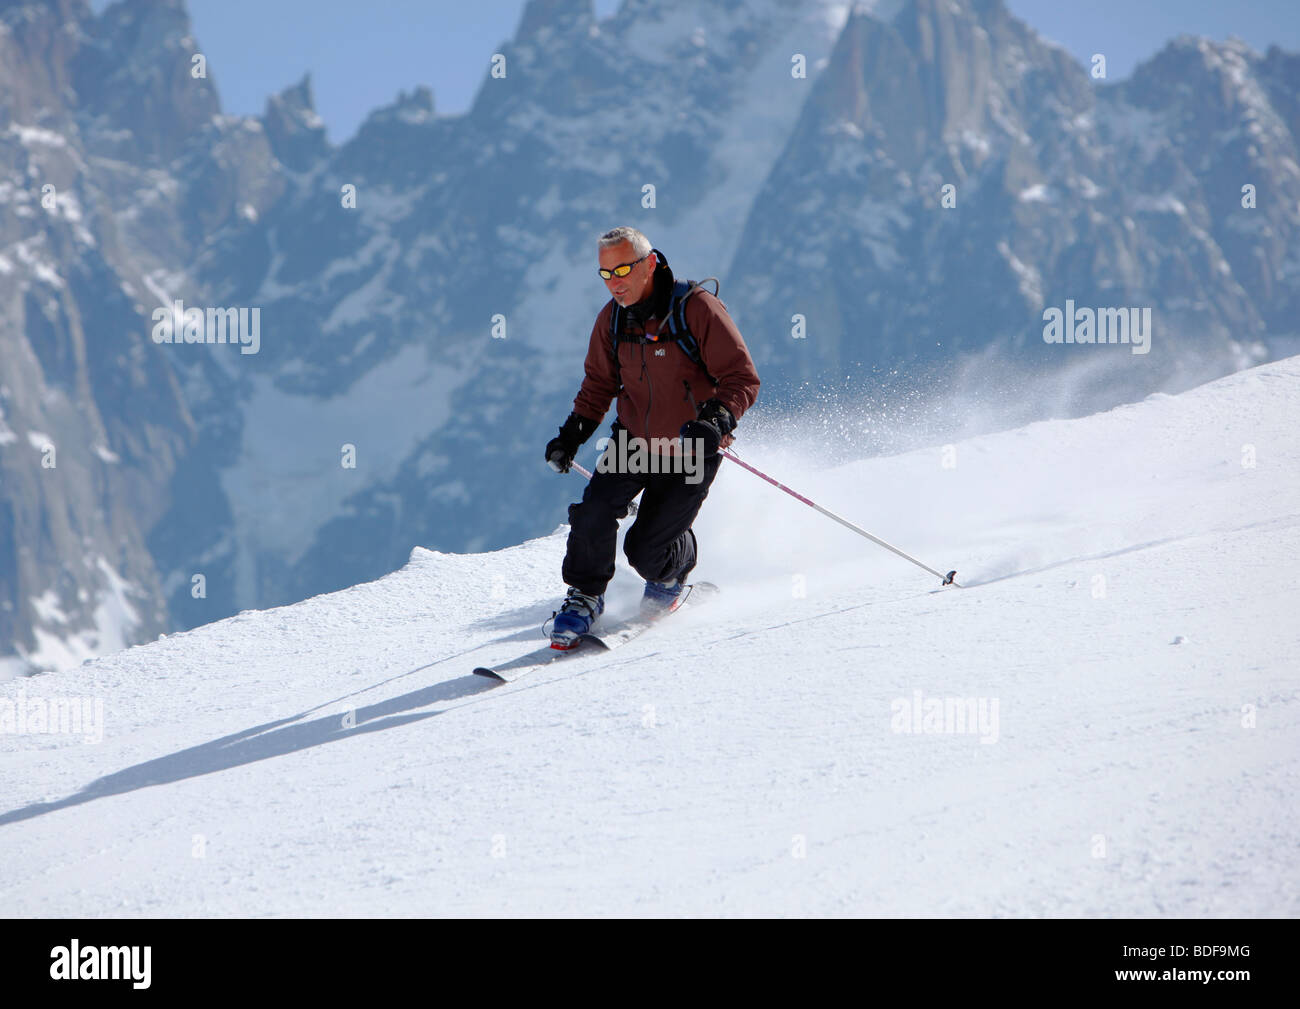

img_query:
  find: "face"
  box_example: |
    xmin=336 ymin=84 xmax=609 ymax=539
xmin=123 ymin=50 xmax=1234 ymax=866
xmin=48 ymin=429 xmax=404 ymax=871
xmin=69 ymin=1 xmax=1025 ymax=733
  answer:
xmin=599 ymin=242 xmax=656 ymax=306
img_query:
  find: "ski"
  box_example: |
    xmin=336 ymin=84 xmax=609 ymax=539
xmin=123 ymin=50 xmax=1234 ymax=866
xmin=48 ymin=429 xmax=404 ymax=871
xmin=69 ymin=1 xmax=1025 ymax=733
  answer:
xmin=473 ymin=581 xmax=718 ymax=682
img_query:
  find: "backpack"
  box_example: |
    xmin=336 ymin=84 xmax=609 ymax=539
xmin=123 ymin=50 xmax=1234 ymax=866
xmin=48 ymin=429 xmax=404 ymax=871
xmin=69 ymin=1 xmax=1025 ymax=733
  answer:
xmin=609 ymin=277 xmax=720 ymax=387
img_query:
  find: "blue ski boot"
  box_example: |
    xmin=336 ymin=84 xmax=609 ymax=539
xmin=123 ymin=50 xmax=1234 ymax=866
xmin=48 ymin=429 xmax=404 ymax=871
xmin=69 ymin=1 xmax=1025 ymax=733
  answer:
xmin=551 ymin=587 xmax=604 ymax=650
xmin=641 ymin=578 xmax=685 ymax=616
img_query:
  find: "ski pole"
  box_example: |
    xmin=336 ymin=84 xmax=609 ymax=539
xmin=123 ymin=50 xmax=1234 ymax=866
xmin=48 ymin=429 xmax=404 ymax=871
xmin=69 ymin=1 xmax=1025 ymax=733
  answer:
xmin=718 ymin=449 xmax=958 ymax=587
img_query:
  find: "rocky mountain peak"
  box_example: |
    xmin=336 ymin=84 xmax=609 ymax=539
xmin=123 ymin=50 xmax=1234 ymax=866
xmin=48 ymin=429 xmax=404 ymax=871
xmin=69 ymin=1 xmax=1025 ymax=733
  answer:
xmin=74 ymin=0 xmax=220 ymax=163
xmin=516 ymin=0 xmax=594 ymax=42
xmin=263 ymin=73 xmax=330 ymax=170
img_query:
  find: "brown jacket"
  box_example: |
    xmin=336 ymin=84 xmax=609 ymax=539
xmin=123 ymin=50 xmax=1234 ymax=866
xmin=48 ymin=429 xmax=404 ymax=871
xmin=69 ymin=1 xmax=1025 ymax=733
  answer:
xmin=572 ymin=257 xmax=760 ymax=452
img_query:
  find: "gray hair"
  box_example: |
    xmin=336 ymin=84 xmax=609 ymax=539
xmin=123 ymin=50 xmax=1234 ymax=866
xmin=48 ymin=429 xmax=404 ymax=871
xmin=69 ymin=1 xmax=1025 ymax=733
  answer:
xmin=597 ymin=226 xmax=651 ymax=257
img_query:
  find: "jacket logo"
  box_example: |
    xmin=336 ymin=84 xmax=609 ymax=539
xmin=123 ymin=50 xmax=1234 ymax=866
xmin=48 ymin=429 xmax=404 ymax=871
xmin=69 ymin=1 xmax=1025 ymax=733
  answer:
xmin=654 ymin=347 xmax=666 ymax=356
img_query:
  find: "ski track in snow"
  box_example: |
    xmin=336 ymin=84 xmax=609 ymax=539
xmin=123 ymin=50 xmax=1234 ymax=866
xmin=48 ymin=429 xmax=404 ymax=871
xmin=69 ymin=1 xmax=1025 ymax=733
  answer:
xmin=1 ymin=359 xmax=1298 ymax=916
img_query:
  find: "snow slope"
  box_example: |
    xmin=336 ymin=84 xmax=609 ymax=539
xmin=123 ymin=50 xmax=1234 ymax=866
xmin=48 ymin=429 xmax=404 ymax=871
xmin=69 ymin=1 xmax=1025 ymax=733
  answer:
xmin=2 ymin=357 xmax=1297 ymax=917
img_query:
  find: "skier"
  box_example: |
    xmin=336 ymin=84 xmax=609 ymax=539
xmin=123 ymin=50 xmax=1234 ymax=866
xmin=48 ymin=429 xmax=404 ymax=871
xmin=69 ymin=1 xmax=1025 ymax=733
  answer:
xmin=544 ymin=226 xmax=761 ymax=647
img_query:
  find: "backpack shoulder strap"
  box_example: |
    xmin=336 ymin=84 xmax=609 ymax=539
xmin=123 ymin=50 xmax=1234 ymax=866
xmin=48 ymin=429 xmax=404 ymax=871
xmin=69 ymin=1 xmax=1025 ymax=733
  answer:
xmin=663 ymin=278 xmax=720 ymax=386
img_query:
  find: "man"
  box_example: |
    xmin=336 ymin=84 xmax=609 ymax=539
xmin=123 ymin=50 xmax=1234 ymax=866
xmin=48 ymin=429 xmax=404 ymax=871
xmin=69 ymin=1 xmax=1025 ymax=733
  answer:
xmin=544 ymin=226 xmax=760 ymax=647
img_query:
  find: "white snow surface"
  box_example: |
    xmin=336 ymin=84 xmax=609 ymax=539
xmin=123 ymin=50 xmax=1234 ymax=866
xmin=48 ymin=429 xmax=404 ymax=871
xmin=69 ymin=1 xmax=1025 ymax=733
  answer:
xmin=1 ymin=358 xmax=1297 ymax=917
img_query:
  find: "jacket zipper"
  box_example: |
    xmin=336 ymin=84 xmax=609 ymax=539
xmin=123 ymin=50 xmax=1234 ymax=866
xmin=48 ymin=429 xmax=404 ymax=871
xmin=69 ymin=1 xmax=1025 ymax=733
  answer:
xmin=640 ymin=342 xmax=652 ymax=444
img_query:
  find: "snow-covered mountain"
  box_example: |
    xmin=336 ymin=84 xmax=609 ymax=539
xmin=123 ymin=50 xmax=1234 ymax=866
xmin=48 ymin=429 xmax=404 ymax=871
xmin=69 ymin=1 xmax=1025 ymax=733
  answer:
xmin=730 ymin=1 xmax=1300 ymax=396
xmin=2 ymin=355 xmax=1296 ymax=916
xmin=2 ymin=0 xmax=1298 ymax=675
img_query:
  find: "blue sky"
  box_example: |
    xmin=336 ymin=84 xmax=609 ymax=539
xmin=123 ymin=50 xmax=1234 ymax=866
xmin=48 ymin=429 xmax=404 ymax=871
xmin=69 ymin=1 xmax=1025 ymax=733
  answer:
xmin=92 ymin=0 xmax=1300 ymax=143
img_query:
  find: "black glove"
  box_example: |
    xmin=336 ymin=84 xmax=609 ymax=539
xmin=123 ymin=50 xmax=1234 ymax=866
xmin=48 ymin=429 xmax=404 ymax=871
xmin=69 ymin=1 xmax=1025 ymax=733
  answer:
xmin=679 ymin=398 xmax=735 ymax=458
xmin=545 ymin=413 xmax=596 ymax=473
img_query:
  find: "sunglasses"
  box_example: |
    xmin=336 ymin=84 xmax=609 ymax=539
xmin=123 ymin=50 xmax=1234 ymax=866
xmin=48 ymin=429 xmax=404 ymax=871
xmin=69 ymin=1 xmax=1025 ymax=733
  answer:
xmin=598 ymin=253 xmax=649 ymax=280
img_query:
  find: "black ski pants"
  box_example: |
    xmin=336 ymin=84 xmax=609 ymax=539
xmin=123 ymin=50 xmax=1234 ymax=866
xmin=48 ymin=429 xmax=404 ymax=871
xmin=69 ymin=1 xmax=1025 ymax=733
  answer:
xmin=561 ymin=432 xmax=722 ymax=597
